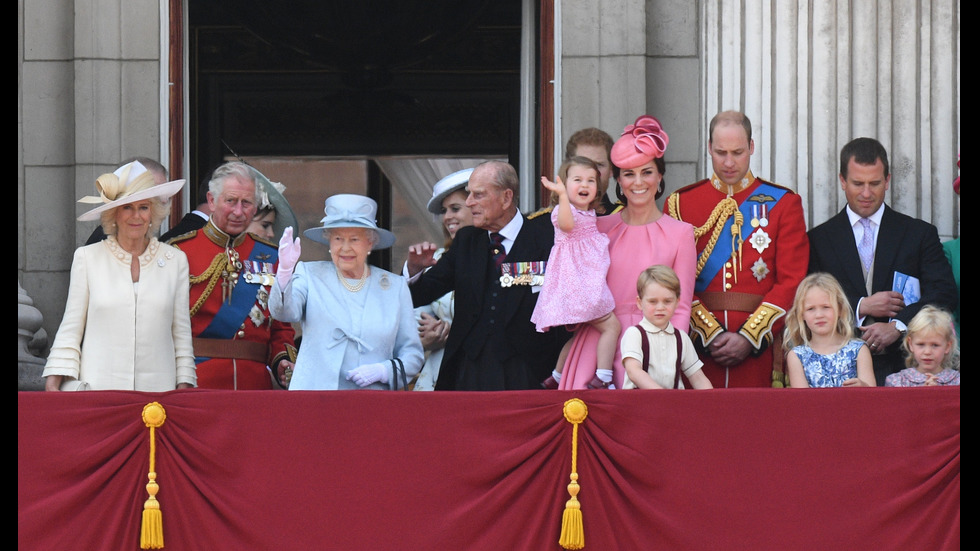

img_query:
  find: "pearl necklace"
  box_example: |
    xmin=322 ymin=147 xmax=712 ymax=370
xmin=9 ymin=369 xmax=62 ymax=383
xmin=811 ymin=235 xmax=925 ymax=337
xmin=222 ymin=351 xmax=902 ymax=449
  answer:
xmin=337 ymin=266 xmax=369 ymax=292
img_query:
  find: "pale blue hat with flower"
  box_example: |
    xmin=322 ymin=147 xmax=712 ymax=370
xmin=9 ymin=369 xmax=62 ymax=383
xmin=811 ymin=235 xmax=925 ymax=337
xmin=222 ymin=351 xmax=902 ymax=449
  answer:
xmin=304 ymin=194 xmax=396 ymax=250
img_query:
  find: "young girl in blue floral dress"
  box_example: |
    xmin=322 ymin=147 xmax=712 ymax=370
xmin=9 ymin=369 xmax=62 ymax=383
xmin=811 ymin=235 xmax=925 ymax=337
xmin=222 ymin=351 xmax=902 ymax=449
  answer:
xmin=783 ymin=272 xmax=875 ymax=387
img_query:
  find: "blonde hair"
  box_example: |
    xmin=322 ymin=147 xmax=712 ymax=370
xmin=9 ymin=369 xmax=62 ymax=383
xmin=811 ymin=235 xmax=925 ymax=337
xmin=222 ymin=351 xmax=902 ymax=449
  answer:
xmin=636 ymin=264 xmax=681 ymax=298
xmin=902 ymin=305 xmax=960 ymax=370
xmin=783 ymin=272 xmax=854 ymax=351
xmin=100 ymin=197 xmax=171 ymax=238
xmin=549 ymin=156 xmax=605 ymax=213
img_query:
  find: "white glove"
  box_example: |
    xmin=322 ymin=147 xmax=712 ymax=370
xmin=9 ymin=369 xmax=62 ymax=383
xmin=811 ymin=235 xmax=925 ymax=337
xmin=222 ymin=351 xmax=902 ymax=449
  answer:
xmin=346 ymin=362 xmax=389 ymax=387
xmin=277 ymin=226 xmax=302 ymax=288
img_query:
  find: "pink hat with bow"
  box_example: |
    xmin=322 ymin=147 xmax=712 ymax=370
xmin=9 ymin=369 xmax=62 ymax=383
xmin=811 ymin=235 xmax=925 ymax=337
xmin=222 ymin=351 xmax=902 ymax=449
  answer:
xmin=610 ymin=115 xmax=670 ymax=169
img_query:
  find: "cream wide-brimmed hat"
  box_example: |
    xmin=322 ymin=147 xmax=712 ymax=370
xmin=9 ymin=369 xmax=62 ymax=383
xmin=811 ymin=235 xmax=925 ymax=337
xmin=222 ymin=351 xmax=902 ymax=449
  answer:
xmin=427 ymin=168 xmax=474 ymax=214
xmin=303 ymin=194 xmax=396 ymax=250
xmin=77 ymin=161 xmax=185 ymax=221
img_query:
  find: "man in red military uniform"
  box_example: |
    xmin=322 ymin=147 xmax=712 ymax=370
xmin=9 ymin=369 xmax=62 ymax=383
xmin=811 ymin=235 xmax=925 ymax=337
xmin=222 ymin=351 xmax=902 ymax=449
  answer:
xmin=170 ymin=161 xmax=295 ymax=389
xmin=665 ymin=111 xmax=808 ymax=387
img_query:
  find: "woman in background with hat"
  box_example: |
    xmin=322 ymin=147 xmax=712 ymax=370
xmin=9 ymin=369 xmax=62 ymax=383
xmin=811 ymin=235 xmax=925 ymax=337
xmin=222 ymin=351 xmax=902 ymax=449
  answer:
xmin=410 ymin=168 xmax=475 ymax=390
xmin=555 ymin=115 xmax=697 ymax=390
xmin=270 ymin=194 xmax=424 ymax=390
xmin=43 ymin=160 xmax=196 ymax=391
xmin=246 ymin=167 xmax=299 ymax=243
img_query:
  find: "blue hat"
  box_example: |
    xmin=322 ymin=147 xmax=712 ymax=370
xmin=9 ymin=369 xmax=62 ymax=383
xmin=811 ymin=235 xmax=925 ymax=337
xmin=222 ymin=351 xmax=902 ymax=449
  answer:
xmin=304 ymin=194 xmax=396 ymax=250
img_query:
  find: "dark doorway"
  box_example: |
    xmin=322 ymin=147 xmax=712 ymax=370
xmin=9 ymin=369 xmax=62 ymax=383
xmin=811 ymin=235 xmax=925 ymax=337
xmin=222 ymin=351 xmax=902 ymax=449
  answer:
xmin=188 ymin=1 xmax=526 ymax=271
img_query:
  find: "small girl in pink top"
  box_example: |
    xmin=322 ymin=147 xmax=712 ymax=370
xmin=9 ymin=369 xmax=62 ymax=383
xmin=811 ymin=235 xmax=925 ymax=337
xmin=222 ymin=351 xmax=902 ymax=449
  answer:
xmin=886 ymin=305 xmax=960 ymax=386
xmin=533 ymin=156 xmax=620 ymax=389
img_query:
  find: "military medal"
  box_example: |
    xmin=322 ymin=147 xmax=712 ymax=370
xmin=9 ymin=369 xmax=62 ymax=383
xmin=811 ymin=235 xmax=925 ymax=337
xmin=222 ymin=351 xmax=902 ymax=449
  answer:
xmin=243 ymin=260 xmax=276 ymax=286
xmin=499 ymin=261 xmax=546 ymax=287
xmin=249 ymin=304 xmax=266 ymax=327
xmin=759 ymin=204 xmax=769 ymax=227
xmin=750 ymin=228 xmax=771 ymax=254
xmin=750 ymin=205 xmax=760 ymax=228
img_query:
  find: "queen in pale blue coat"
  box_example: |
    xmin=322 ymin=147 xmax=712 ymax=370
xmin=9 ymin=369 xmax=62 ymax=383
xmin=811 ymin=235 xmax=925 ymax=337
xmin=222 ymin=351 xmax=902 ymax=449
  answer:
xmin=270 ymin=194 xmax=423 ymax=390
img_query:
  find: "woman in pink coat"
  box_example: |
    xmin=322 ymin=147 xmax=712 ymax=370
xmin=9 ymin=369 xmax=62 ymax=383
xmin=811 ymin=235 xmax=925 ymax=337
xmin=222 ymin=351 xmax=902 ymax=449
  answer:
xmin=558 ymin=115 xmax=697 ymax=390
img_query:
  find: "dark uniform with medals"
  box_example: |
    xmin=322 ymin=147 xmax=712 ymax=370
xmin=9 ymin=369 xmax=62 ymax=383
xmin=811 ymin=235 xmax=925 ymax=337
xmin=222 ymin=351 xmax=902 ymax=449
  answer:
xmin=409 ymin=210 xmax=570 ymax=390
xmin=171 ymin=220 xmax=296 ymax=389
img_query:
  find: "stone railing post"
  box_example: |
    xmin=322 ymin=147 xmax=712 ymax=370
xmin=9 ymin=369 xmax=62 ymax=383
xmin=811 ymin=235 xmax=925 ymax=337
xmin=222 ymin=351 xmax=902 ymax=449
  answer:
xmin=19 ymin=280 xmax=48 ymax=390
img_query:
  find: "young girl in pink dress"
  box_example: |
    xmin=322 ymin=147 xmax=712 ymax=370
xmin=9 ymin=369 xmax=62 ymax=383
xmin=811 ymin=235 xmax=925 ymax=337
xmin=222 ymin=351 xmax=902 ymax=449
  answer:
xmin=533 ymin=156 xmax=621 ymax=389
xmin=557 ymin=115 xmax=697 ymax=390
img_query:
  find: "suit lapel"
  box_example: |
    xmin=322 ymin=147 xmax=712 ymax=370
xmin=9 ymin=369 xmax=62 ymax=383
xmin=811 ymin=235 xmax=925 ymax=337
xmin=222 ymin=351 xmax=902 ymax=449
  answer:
xmin=871 ymin=206 xmax=902 ymax=292
xmin=463 ymin=228 xmax=491 ymax=307
xmin=497 ymin=215 xmax=547 ymax=321
xmin=828 ymin=209 xmax=867 ymax=294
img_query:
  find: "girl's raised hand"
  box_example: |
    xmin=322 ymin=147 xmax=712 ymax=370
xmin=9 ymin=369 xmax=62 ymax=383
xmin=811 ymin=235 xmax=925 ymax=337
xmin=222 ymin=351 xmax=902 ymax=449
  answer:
xmin=540 ymin=175 xmax=566 ymax=196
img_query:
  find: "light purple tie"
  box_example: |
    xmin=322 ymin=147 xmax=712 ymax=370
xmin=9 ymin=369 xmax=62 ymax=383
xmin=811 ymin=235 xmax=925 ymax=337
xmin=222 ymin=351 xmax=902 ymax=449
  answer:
xmin=858 ymin=218 xmax=875 ymax=271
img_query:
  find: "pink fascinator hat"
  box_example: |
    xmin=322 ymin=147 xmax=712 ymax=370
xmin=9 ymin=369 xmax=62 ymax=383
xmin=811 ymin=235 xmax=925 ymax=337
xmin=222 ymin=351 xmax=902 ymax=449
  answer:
xmin=610 ymin=115 xmax=669 ymax=169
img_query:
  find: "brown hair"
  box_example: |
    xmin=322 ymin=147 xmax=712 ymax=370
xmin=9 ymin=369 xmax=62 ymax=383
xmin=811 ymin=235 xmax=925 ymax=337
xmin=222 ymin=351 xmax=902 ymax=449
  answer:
xmin=565 ymin=128 xmax=614 ymax=161
xmin=549 ymin=156 xmax=604 ymax=213
xmin=636 ymin=264 xmax=681 ymax=298
xmin=709 ymin=110 xmax=752 ymax=143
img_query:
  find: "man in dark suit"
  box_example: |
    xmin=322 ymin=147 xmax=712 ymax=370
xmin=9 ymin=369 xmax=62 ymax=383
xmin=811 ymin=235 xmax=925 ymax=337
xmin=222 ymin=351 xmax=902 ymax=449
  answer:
xmin=161 ymin=177 xmax=212 ymax=243
xmin=406 ymin=160 xmax=570 ymax=390
xmin=808 ymin=137 xmax=957 ymax=385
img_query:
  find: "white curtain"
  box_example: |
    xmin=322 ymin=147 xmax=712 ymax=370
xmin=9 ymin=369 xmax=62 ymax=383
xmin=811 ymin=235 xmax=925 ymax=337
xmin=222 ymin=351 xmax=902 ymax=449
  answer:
xmin=375 ymin=157 xmax=502 ymax=236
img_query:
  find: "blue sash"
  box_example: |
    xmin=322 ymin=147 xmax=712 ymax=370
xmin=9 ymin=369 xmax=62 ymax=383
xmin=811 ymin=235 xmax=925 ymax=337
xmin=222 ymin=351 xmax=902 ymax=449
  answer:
xmin=199 ymin=239 xmax=278 ymax=339
xmin=695 ymin=183 xmax=787 ymax=293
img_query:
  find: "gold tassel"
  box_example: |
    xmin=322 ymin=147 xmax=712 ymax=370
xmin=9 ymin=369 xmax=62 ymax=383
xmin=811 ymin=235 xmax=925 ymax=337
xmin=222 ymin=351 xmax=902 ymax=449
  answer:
xmin=141 ymin=402 xmax=167 ymax=549
xmin=559 ymin=398 xmax=588 ymax=550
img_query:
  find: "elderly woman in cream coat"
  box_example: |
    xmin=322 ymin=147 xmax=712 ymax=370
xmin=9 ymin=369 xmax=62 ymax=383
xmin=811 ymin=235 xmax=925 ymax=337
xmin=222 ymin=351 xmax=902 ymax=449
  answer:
xmin=43 ymin=160 xmax=197 ymax=391
xmin=270 ymin=194 xmax=423 ymax=390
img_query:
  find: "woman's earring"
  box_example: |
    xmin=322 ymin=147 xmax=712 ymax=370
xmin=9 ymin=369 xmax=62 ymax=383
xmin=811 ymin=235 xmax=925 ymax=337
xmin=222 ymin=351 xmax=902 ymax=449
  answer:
xmin=615 ymin=183 xmax=627 ymax=204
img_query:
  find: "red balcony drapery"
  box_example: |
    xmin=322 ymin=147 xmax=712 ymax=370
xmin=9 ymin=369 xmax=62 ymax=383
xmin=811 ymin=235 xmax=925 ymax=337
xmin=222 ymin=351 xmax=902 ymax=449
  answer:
xmin=19 ymin=387 xmax=959 ymax=550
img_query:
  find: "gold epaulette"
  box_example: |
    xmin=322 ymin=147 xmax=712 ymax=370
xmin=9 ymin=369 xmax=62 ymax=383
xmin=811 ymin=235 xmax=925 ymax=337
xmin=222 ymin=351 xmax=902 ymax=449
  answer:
xmin=166 ymin=229 xmax=199 ymax=247
xmin=751 ymin=177 xmax=797 ymax=194
xmin=249 ymin=232 xmax=277 ymax=248
xmin=671 ymin=179 xmax=712 ymax=195
xmin=689 ymin=300 xmax=723 ymax=347
xmin=737 ymin=302 xmax=786 ymax=350
xmin=527 ymin=206 xmax=553 ymax=219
